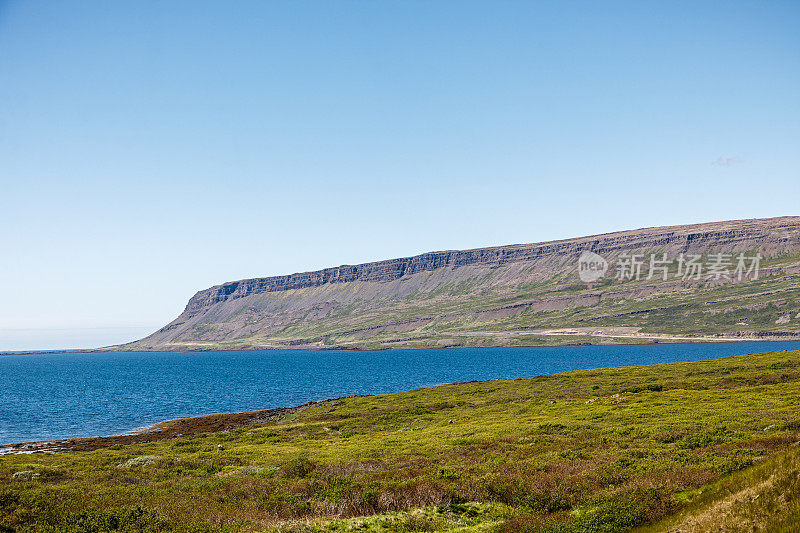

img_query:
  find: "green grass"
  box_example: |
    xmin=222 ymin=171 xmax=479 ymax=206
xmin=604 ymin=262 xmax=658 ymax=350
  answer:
xmin=2 ymin=350 xmax=800 ymax=532
xmin=637 ymin=444 xmax=800 ymax=532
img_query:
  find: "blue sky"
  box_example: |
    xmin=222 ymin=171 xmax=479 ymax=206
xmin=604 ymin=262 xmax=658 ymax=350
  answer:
xmin=1 ymin=1 xmax=798 ymax=350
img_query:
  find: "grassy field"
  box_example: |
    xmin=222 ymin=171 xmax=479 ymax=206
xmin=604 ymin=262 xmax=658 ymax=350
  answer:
xmin=2 ymin=349 xmax=800 ymax=532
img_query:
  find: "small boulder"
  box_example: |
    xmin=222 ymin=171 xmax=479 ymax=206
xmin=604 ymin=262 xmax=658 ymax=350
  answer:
xmin=12 ymin=470 xmax=40 ymax=481
xmin=117 ymin=455 xmax=161 ymax=468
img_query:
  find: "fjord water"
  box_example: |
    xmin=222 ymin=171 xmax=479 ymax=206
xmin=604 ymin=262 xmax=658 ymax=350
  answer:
xmin=2 ymin=342 xmax=800 ymax=445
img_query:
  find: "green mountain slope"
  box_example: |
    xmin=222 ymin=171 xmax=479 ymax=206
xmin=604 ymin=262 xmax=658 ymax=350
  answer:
xmin=118 ymin=216 xmax=800 ymax=351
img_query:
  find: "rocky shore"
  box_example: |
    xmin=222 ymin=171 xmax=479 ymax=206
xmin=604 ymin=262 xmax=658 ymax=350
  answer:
xmin=0 ymin=404 xmax=310 ymax=454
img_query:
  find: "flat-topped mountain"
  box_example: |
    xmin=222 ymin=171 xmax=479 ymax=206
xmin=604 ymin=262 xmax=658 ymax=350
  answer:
xmin=118 ymin=217 xmax=800 ymax=351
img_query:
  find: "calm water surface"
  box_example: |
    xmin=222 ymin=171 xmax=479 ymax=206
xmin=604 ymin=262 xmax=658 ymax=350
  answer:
xmin=2 ymin=342 xmax=799 ymax=444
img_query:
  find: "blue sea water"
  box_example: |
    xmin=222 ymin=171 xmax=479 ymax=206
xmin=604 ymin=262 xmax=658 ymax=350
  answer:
xmin=1 ymin=342 xmax=799 ymax=445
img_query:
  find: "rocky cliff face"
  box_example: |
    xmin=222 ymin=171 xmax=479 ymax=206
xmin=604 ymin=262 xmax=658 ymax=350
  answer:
xmin=121 ymin=217 xmax=800 ymax=351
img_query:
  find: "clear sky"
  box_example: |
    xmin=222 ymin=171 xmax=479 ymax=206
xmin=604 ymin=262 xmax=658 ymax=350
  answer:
xmin=1 ymin=1 xmax=798 ymax=350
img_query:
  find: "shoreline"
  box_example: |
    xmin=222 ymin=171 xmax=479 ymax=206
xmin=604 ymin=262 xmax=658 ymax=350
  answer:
xmin=4 ymin=334 xmax=800 ymax=356
xmin=0 ymin=403 xmax=319 ymax=454
xmin=4 ymin=341 xmax=800 ymax=452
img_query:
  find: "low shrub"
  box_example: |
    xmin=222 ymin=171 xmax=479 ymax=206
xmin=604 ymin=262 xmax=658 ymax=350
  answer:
xmin=278 ymin=457 xmax=317 ymax=478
